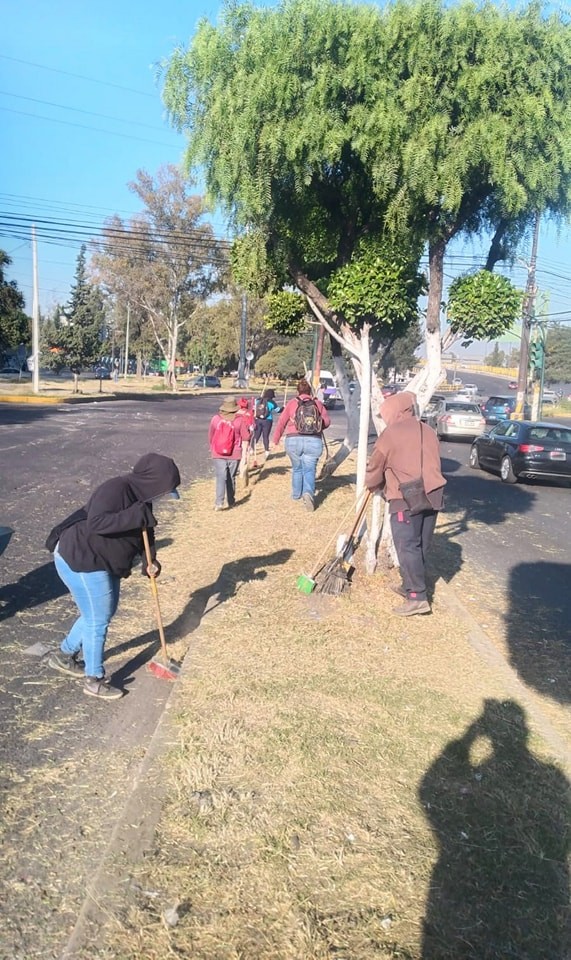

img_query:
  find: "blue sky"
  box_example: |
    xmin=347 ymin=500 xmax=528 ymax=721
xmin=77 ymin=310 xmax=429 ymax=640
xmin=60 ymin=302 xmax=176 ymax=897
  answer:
xmin=2 ymin=0 xmax=570 ymax=355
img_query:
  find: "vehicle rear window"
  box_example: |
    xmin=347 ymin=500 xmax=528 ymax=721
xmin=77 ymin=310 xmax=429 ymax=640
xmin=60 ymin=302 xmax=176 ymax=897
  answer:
xmin=446 ymin=403 xmax=481 ymax=414
xmin=528 ymin=427 xmax=571 ymax=443
xmin=488 ymin=397 xmax=512 ymax=406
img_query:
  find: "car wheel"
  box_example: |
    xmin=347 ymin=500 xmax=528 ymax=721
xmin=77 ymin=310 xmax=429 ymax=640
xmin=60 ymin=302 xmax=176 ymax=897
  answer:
xmin=500 ymin=455 xmax=517 ymax=484
xmin=469 ymin=445 xmax=480 ymax=469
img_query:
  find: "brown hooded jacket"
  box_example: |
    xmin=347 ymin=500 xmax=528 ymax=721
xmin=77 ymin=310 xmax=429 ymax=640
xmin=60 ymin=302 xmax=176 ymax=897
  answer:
xmin=365 ymin=391 xmax=446 ymax=513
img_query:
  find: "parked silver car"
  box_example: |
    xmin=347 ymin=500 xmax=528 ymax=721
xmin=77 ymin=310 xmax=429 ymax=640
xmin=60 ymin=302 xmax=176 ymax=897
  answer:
xmin=437 ymin=400 xmax=486 ymax=440
xmin=421 ymin=395 xmax=447 ymax=430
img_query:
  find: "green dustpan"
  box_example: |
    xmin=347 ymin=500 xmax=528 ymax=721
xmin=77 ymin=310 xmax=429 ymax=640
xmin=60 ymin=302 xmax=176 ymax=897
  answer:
xmin=296 ymin=572 xmax=316 ymax=594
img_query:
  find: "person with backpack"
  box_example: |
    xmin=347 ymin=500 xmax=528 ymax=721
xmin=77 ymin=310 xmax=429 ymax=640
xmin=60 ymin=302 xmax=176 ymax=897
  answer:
xmin=272 ymin=379 xmax=330 ymax=511
xmin=209 ymin=397 xmax=251 ymax=510
xmin=251 ymin=387 xmax=278 ymax=460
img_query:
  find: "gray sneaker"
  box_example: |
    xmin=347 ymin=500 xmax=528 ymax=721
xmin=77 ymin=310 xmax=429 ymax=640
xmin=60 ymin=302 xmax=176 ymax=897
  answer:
xmin=48 ymin=652 xmax=85 ymax=678
xmin=302 ymin=493 xmax=315 ymax=511
xmin=83 ymin=676 xmax=123 ymax=700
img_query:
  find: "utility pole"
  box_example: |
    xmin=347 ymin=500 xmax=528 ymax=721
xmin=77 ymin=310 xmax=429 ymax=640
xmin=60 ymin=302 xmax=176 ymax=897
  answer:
xmin=123 ymin=302 xmax=130 ymax=378
xmin=236 ymin=293 xmax=248 ymax=387
xmin=31 ymin=226 xmax=40 ymax=394
xmin=514 ymin=214 xmax=540 ymax=419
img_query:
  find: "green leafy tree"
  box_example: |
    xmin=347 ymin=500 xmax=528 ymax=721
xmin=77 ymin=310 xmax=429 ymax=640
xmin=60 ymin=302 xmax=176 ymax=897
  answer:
xmin=162 ymin=0 xmax=571 ymax=482
xmin=379 ymin=321 xmax=423 ymax=381
xmin=40 ymin=305 xmax=67 ymax=374
xmin=256 ymin=343 xmax=307 ymax=380
xmin=162 ymin=1 xmax=426 ymax=491
xmin=374 ymin=1 xmax=571 ymax=391
xmin=447 ymin=272 xmax=522 ymax=348
xmin=0 ymin=250 xmax=30 ymax=356
xmin=485 ymin=343 xmax=507 ymax=368
xmin=93 ymin=166 xmax=224 ymax=391
xmin=162 ymin=0 xmax=571 ymax=569
xmin=544 ymin=326 xmax=571 ymax=384
xmin=42 ymin=247 xmax=105 ymax=392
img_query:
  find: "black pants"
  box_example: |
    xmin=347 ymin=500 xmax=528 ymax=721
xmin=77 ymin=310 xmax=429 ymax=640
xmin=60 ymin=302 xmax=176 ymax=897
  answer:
xmin=390 ymin=509 xmax=438 ymax=601
xmin=252 ymin=418 xmax=272 ymax=451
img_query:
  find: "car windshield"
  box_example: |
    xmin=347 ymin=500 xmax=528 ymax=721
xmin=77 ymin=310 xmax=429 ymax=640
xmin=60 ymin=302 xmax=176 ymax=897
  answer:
xmin=446 ymin=403 xmax=481 ymax=414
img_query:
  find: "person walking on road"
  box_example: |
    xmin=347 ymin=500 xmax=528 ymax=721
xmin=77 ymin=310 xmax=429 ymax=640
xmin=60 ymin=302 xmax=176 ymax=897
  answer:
xmin=251 ymin=388 xmax=278 ymax=461
xmin=209 ymin=397 xmax=251 ymax=510
xmin=365 ymin=391 xmax=445 ymax=616
xmin=46 ymin=453 xmax=181 ymax=700
xmin=272 ymin=379 xmax=330 ymax=511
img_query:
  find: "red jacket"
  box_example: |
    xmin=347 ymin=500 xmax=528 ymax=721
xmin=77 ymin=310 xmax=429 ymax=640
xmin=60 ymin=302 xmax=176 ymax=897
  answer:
xmin=208 ymin=412 xmax=250 ymax=460
xmin=273 ymin=394 xmax=330 ymax=443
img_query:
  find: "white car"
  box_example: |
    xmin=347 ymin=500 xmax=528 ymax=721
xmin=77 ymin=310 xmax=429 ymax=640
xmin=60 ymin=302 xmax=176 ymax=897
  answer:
xmin=542 ymin=390 xmax=560 ymax=405
xmin=451 ymin=377 xmax=463 ymax=387
xmin=461 ymin=383 xmax=479 ymax=396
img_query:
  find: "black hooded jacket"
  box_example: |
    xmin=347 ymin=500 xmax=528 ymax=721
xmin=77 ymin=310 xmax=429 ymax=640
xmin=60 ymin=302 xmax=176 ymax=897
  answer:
xmin=52 ymin=453 xmax=181 ymax=578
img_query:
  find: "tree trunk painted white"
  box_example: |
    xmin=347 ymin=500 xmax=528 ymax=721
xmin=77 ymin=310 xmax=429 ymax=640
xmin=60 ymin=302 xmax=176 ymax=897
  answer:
xmin=356 ymin=323 xmax=371 ymax=499
xmin=365 ymin=491 xmax=383 ymax=574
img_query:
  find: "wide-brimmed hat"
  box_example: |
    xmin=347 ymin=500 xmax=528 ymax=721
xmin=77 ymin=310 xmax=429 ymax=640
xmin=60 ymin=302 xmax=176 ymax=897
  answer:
xmin=219 ymin=397 xmax=239 ymax=415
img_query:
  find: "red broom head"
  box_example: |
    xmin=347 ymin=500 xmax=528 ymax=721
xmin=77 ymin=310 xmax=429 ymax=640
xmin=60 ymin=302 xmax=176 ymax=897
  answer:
xmin=147 ymin=659 xmax=180 ymax=681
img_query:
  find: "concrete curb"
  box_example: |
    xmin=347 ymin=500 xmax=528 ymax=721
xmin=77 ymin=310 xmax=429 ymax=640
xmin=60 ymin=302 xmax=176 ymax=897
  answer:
xmin=0 ymin=393 xmax=120 ymax=405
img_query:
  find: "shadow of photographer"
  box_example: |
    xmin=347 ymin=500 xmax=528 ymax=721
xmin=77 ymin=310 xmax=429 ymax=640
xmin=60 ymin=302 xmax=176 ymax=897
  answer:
xmin=419 ymin=699 xmax=569 ymax=959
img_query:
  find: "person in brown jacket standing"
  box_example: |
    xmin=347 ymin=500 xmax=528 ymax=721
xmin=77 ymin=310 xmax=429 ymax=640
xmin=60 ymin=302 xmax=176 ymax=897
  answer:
xmin=365 ymin=391 xmax=446 ymax=616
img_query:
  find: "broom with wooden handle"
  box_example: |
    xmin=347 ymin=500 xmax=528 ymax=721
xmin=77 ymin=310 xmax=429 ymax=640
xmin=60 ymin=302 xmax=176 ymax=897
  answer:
xmin=142 ymin=529 xmax=181 ymax=681
xmin=314 ymin=490 xmax=372 ymax=595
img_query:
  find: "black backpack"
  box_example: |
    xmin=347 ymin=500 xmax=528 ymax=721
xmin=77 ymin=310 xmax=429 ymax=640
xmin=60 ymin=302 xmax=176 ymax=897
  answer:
xmin=256 ymin=397 xmax=270 ymax=419
xmin=294 ymin=397 xmax=323 ymax=435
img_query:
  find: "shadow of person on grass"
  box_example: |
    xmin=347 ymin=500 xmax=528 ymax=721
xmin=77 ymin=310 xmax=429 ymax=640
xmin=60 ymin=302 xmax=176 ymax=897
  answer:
xmin=111 ymin=548 xmax=294 ymax=684
xmin=0 ymin=562 xmax=67 ymax=623
xmin=419 ymin=699 xmax=569 ymax=960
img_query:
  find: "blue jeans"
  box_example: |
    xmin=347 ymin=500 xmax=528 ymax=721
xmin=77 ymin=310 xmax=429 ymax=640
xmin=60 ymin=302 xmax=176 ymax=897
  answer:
xmin=213 ymin=457 xmax=239 ymax=507
xmin=284 ymin=435 xmax=323 ymax=499
xmin=54 ymin=547 xmax=121 ymax=678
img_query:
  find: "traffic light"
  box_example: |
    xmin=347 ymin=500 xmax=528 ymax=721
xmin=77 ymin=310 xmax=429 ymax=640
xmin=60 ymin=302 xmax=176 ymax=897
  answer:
xmin=529 ymin=339 xmax=544 ymax=373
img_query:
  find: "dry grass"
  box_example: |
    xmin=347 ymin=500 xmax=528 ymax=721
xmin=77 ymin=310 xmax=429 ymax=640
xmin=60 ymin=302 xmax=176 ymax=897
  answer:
xmin=29 ymin=454 xmax=571 ymax=959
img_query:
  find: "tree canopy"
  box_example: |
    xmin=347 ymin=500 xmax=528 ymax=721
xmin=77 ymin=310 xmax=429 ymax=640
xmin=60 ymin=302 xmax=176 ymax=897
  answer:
xmin=41 ymin=246 xmax=104 ymax=388
xmin=163 ymin=0 xmax=571 ymax=350
xmin=545 ymin=325 xmax=571 ymax=383
xmin=0 ymin=250 xmax=30 ymax=356
xmin=92 ymin=165 xmax=224 ymax=390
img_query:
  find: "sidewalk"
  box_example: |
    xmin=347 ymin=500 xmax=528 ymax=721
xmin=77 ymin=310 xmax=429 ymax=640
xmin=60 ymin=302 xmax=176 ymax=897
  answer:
xmin=57 ymin=453 xmax=569 ymax=960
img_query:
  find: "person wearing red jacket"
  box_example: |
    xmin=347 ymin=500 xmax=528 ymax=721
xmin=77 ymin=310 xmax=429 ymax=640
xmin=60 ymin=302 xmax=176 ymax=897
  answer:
xmin=209 ymin=397 xmax=251 ymax=510
xmin=272 ymin=379 xmax=330 ymax=511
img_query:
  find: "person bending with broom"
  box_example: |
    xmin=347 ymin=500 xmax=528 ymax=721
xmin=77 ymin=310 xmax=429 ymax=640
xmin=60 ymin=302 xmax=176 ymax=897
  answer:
xmin=45 ymin=453 xmax=181 ymax=700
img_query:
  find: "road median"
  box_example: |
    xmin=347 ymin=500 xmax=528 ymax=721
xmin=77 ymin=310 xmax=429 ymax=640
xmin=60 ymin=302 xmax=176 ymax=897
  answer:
xmin=64 ymin=452 xmax=569 ymax=960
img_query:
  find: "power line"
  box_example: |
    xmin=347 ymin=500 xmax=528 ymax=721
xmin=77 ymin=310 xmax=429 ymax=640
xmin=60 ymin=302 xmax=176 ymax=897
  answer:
xmin=0 ymin=89 xmax=176 ymax=134
xmin=0 ymin=53 xmax=156 ymax=98
xmin=0 ymin=211 xmax=233 ymax=250
xmin=0 ymin=106 xmax=179 ymax=148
